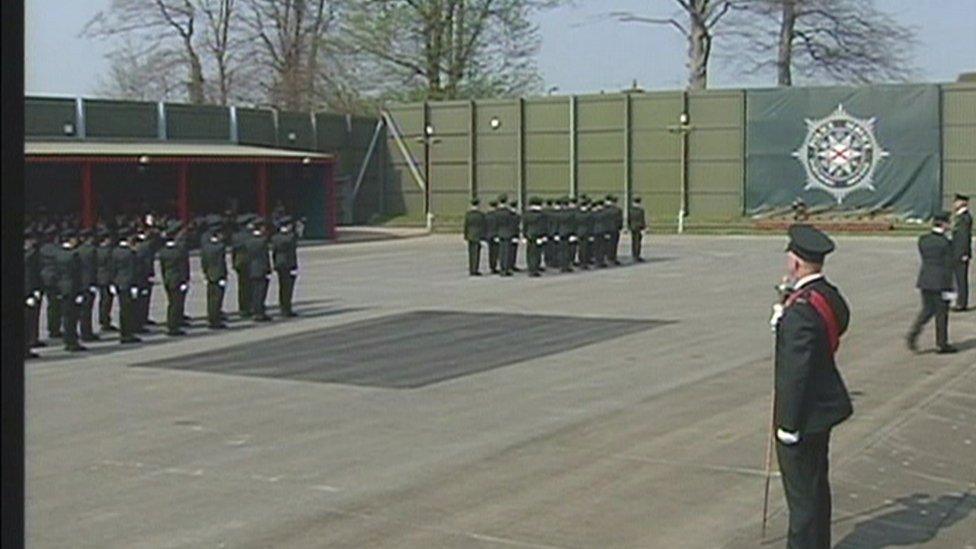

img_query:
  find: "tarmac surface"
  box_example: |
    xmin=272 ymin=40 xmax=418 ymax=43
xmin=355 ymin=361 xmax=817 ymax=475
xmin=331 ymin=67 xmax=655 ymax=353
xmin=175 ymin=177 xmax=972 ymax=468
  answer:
xmin=26 ymin=233 xmax=976 ymax=548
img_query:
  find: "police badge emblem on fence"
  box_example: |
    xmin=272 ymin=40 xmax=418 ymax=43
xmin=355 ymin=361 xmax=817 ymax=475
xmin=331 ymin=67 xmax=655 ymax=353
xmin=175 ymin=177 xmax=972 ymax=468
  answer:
xmin=792 ymin=104 xmax=889 ymax=204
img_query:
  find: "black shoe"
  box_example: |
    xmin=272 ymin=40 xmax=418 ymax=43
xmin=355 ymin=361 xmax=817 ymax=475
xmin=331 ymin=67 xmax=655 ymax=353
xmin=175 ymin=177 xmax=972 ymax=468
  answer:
xmin=180 ymin=321 xmax=192 ymax=327
xmin=512 ymin=267 xmax=523 ymax=272
xmin=539 ymin=267 xmax=547 ymax=272
xmin=502 ymin=272 xmax=513 ymax=277
xmin=208 ymin=323 xmax=229 ymax=330
xmin=80 ymin=335 xmax=101 ymax=342
xmin=470 ymin=272 xmax=482 ymax=276
xmin=26 ymin=351 xmax=40 ymax=359
xmin=48 ymin=332 xmax=63 ymax=339
xmin=65 ymin=344 xmax=88 ymax=352
xmin=283 ymin=312 xmax=298 ymax=318
xmin=635 ymin=257 xmax=645 ymax=263
xmin=612 ymin=260 xmax=621 ymax=266
xmin=906 ymin=336 xmax=918 ymax=353
xmin=253 ymin=315 xmax=272 ymax=322
xmin=145 ymin=319 xmax=158 ymax=326
xmin=529 ymin=272 xmax=541 ymax=277
xmin=951 ymin=307 xmax=968 ymax=312
xmin=182 ymin=315 xmax=191 ymax=321
xmin=937 ymin=345 xmax=958 ymax=354
xmin=166 ymin=330 xmax=187 ymax=336
xmin=102 ymin=324 xmax=119 ymax=332
xmin=136 ymin=328 xmax=150 ymax=334
xmin=31 ymin=340 xmax=47 ymax=348
xmin=490 ymin=269 xmax=499 ymax=274
xmin=120 ymin=336 xmax=142 ymax=344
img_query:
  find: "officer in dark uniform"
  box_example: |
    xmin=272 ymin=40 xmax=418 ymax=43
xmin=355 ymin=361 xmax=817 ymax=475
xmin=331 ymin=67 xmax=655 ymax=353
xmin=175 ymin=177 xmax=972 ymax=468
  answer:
xmin=77 ymin=228 xmax=100 ymax=342
xmin=134 ymin=225 xmax=159 ymax=331
xmin=112 ymin=231 xmax=141 ymax=344
xmin=951 ymin=193 xmax=971 ymax=311
xmin=576 ymin=198 xmax=593 ymax=269
xmin=463 ymin=199 xmax=486 ymax=276
xmin=907 ymin=212 xmax=958 ymax=353
xmin=543 ymin=199 xmax=556 ymax=269
xmin=271 ymin=216 xmax=299 ymax=317
xmin=40 ymin=225 xmax=62 ymax=340
xmin=157 ymin=221 xmax=189 ymax=336
xmin=592 ymin=200 xmax=609 ymax=268
xmin=24 ymin=228 xmax=42 ymax=358
xmin=523 ymin=197 xmax=547 ymax=277
xmin=496 ymin=198 xmax=517 ymax=277
xmin=231 ymin=215 xmax=253 ymax=317
xmin=557 ymin=197 xmax=576 ymax=273
xmin=200 ymin=217 xmax=229 ymax=329
xmin=629 ymin=196 xmax=647 ymax=262
xmin=177 ymin=221 xmax=192 ymax=326
xmin=773 ymin=224 xmax=852 ymax=549
xmin=246 ymin=218 xmax=273 ymax=321
xmin=607 ymin=194 xmax=623 ymax=265
xmin=55 ymin=228 xmax=86 ymax=352
xmin=96 ymin=227 xmax=117 ymax=332
xmin=507 ymin=198 xmax=522 ymax=272
xmin=485 ymin=200 xmax=501 ymax=274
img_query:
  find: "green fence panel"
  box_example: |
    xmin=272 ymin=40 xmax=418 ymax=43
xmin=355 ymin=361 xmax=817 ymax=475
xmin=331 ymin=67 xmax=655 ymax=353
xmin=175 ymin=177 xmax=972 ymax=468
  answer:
xmin=165 ymin=103 xmax=230 ymax=141
xmin=84 ymin=99 xmax=158 ymax=139
xmin=237 ymin=108 xmax=277 ymax=146
xmin=942 ymin=83 xmax=976 ymax=207
xmin=26 ymin=97 xmax=77 ymax=138
xmin=277 ymin=111 xmax=315 ymax=151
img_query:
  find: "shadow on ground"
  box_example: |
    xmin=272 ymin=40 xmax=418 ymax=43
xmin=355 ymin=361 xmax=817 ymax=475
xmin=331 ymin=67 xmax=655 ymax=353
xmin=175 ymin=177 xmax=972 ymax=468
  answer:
xmin=834 ymin=492 xmax=975 ymax=548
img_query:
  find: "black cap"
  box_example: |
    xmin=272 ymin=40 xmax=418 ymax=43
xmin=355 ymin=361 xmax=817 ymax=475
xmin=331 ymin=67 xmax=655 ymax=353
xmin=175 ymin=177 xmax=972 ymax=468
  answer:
xmin=955 ymin=193 xmax=969 ymax=202
xmin=786 ymin=224 xmax=835 ymax=264
xmin=633 ymin=196 xmax=642 ymax=204
xmin=529 ymin=196 xmax=541 ymax=205
xmin=933 ymin=211 xmax=951 ymax=223
xmin=497 ymin=193 xmax=508 ymax=203
xmin=489 ymin=200 xmax=498 ymax=207
xmin=470 ymin=198 xmax=480 ymax=206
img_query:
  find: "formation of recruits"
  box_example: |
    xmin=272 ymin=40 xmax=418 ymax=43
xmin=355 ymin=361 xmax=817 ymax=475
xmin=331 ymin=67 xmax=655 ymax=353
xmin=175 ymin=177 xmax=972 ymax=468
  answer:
xmin=463 ymin=193 xmax=647 ymax=277
xmin=23 ymin=211 xmax=301 ymax=357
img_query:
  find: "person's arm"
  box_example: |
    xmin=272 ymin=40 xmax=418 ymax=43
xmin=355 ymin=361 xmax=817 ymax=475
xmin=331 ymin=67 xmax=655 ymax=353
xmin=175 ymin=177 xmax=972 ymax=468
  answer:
xmin=775 ymin=304 xmax=820 ymax=440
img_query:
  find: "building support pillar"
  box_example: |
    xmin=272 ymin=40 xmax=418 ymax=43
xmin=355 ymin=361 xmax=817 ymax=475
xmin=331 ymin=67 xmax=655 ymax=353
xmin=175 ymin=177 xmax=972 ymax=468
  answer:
xmin=81 ymin=162 xmax=95 ymax=228
xmin=256 ymin=163 xmax=270 ymax=218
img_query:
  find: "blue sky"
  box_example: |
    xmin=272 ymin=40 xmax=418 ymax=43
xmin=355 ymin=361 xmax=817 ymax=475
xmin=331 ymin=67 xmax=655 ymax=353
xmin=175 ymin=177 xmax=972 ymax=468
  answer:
xmin=26 ymin=0 xmax=976 ymax=97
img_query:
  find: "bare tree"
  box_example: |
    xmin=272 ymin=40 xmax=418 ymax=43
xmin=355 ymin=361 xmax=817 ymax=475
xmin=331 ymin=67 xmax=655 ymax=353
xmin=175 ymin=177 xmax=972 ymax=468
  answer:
xmin=94 ymin=38 xmax=186 ymax=102
xmin=199 ymin=0 xmax=238 ymax=105
xmin=612 ymin=0 xmax=736 ymax=90
xmin=725 ymin=0 xmax=918 ymax=86
xmin=340 ymin=0 xmax=561 ymax=101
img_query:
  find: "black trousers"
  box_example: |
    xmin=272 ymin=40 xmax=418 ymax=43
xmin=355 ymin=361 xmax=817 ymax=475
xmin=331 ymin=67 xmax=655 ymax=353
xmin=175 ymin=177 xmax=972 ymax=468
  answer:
xmin=45 ymin=286 xmax=62 ymax=337
xmin=955 ymin=260 xmax=970 ymax=309
xmin=609 ymin=231 xmax=621 ymax=262
xmin=207 ymin=281 xmax=225 ymax=326
xmin=236 ymin=269 xmax=251 ymax=316
xmin=487 ymin=239 xmax=499 ymax=272
xmin=135 ymin=283 xmax=151 ymax=330
xmin=499 ymin=239 xmax=513 ymax=275
xmin=277 ymin=270 xmax=296 ymax=315
xmin=79 ymin=289 xmax=95 ymax=339
xmin=165 ymin=284 xmax=186 ymax=334
xmin=98 ymin=285 xmax=114 ymax=328
xmin=509 ymin=240 xmax=519 ymax=270
xmin=545 ymin=238 xmax=556 ymax=267
xmin=569 ymin=240 xmax=579 ymax=266
xmin=119 ymin=289 xmax=137 ymax=341
xmin=777 ymin=431 xmax=832 ymax=549
xmin=631 ymin=231 xmax=643 ymax=259
xmin=559 ymin=239 xmax=573 ymax=272
xmin=60 ymin=294 xmax=80 ymax=349
xmin=527 ymin=240 xmax=542 ymax=275
xmin=143 ymin=281 xmax=154 ymax=323
xmin=578 ymin=238 xmax=591 ymax=268
xmin=250 ymin=276 xmax=269 ymax=318
xmin=909 ymin=290 xmax=949 ymax=348
xmin=594 ymin=234 xmax=609 ymax=266
xmin=467 ymin=241 xmax=481 ymax=274
xmin=25 ymin=297 xmax=40 ymax=350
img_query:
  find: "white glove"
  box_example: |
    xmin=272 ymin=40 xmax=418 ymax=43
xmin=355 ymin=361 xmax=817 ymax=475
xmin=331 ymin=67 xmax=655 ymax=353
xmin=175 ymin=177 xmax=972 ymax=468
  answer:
xmin=776 ymin=428 xmax=800 ymax=445
xmin=569 ymin=236 xmax=578 ymax=243
xmin=769 ymin=303 xmax=785 ymax=332
xmin=33 ymin=290 xmax=41 ymax=300
xmin=90 ymin=286 xmax=98 ymax=295
xmin=536 ymin=238 xmax=545 ymax=245
xmin=130 ymin=287 xmax=140 ymax=299
xmin=941 ymin=291 xmax=958 ymax=304
xmin=109 ymin=285 xmax=118 ymax=296
xmin=141 ymin=288 xmax=149 ymax=296
xmin=26 ymin=296 xmax=37 ymax=307
xmin=553 ymin=236 xmax=561 ymax=241
xmin=74 ymin=294 xmax=85 ymax=305
xmin=217 ymin=279 xmax=226 ymax=288
xmin=289 ymin=269 xmax=298 ymax=277
xmin=179 ymin=283 xmax=188 ymax=293
xmin=511 ymin=238 xmax=519 ymax=244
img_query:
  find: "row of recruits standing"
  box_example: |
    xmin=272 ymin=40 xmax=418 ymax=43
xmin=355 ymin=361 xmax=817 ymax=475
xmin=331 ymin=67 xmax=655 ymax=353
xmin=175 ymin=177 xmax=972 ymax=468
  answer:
xmin=463 ymin=193 xmax=647 ymax=277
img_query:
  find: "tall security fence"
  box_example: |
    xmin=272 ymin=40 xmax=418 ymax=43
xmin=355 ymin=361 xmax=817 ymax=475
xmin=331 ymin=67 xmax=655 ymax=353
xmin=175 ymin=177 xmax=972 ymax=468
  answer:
xmin=25 ymin=82 xmax=976 ymax=226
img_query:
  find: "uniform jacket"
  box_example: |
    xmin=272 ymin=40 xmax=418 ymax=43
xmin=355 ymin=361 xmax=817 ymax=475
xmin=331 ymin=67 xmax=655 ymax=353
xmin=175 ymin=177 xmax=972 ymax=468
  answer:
xmin=463 ymin=210 xmax=486 ymax=242
xmin=916 ymin=231 xmax=954 ymax=291
xmin=77 ymin=241 xmax=97 ymax=288
xmin=574 ymin=208 xmax=592 ymax=237
xmin=96 ymin=243 xmax=115 ymax=286
xmin=484 ymin=210 xmax=499 ymax=241
xmin=200 ymin=238 xmax=228 ymax=283
xmin=522 ymin=209 xmax=547 ymax=239
xmin=245 ymin=233 xmax=272 ymax=278
xmin=111 ymin=244 xmax=138 ymax=290
xmin=557 ymin=208 xmax=577 ymax=238
xmin=55 ymin=246 xmax=82 ymax=297
xmin=25 ymin=245 xmax=41 ymax=295
xmin=497 ymin=209 xmax=518 ymax=239
xmin=271 ymin=231 xmax=298 ymax=271
xmin=546 ymin=208 xmax=559 ymax=237
xmin=775 ymin=277 xmax=853 ymax=435
xmin=157 ymin=241 xmax=188 ymax=288
xmin=628 ymin=206 xmax=646 ymax=231
xmin=610 ymin=205 xmax=624 ymax=231
xmin=135 ymin=238 xmax=157 ymax=285
xmin=40 ymin=242 xmax=59 ymax=287
xmin=952 ymin=210 xmax=972 ymax=261
xmin=231 ymin=230 xmax=250 ymax=272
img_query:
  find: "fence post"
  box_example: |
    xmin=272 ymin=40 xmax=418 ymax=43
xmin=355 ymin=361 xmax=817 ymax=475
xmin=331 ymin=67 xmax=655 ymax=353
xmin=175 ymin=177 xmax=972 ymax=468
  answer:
xmin=570 ymin=95 xmax=577 ymax=198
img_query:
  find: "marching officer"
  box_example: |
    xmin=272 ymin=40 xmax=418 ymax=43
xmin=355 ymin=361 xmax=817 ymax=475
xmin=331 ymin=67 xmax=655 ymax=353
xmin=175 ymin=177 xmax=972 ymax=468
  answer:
xmin=55 ymin=228 xmax=86 ymax=352
xmin=607 ymin=195 xmax=623 ymax=265
xmin=95 ymin=227 xmax=117 ymax=332
xmin=157 ymin=221 xmax=189 ymax=336
xmin=112 ymin=230 xmax=141 ymax=344
xmin=231 ymin=215 xmax=253 ymax=318
xmin=507 ymin=197 xmax=522 ymax=272
xmin=485 ymin=200 xmax=501 ymax=274
xmin=523 ymin=197 xmax=547 ymax=277
xmin=951 ymin=193 xmax=971 ymax=311
xmin=40 ymin=225 xmax=62 ymax=341
xmin=567 ymin=197 xmax=580 ymax=267
xmin=271 ymin=216 xmax=299 ymax=317
xmin=77 ymin=228 xmax=100 ymax=342
xmin=134 ymin=225 xmax=159 ymax=332
xmin=907 ymin=212 xmax=958 ymax=353
xmin=576 ymin=198 xmax=593 ymax=270
xmin=246 ymin=218 xmax=273 ymax=321
xmin=543 ymin=199 xmax=557 ymax=270
xmin=592 ymin=200 xmax=609 ymax=268
xmin=178 ymin=221 xmax=193 ymax=327
xmin=200 ymin=217 xmax=229 ymax=329
xmin=557 ymin=197 xmax=575 ymax=273
xmin=772 ymin=224 xmax=852 ymax=549
xmin=629 ymin=196 xmax=647 ymax=262
xmin=496 ymin=197 xmax=517 ymax=277
xmin=463 ymin=199 xmax=486 ymax=276
xmin=25 ymin=227 xmax=42 ymax=358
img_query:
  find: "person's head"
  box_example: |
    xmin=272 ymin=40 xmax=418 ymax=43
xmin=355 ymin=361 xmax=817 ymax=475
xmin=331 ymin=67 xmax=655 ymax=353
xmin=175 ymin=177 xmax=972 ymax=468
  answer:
xmin=953 ymin=193 xmax=969 ymax=211
xmin=470 ymin=198 xmax=480 ymax=210
xmin=933 ymin=211 xmax=951 ymax=231
xmin=785 ymin=224 xmax=834 ymax=283
xmin=632 ymin=196 xmax=642 ymax=205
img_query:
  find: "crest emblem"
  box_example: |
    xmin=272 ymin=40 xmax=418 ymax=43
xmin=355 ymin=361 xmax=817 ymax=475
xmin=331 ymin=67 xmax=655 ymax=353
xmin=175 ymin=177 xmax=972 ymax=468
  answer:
xmin=792 ymin=104 xmax=889 ymax=204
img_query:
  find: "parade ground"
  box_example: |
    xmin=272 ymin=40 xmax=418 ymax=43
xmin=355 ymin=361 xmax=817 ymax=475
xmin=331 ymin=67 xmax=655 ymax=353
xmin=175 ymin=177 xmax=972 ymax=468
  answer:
xmin=26 ymin=234 xmax=976 ymax=548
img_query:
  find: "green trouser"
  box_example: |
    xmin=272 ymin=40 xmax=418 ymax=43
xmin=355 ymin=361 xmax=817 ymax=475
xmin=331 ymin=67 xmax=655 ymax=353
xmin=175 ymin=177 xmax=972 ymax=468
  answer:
xmin=60 ymin=294 xmax=80 ymax=348
xmin=559 ymin=239 xmax=573 ymax=272
xmin=499 ymin=239 xmax=513 ymax=274
xmin=609 ymin=231 xmax=621 ymax=262
xmin=250 ymin=276 xmax=269 ymax=318
xmin=277 ymin=270 xmax=296 ymax=315
xmin=165 ymin=284 xmax=186 ymax=334
xmin=119 ymin=288 xmax=137 ymax=340
xmin=527 ymin=240 xmax=542 ymax=275
xmin=236 ymin=269 xmax=251 ymax=316
xmin=569 ymin=239 xmax=578 ymax=266
xmin=79 ymin=289 xmax=95 ymax=339
xmin=98 ymin=285 xmax=114 ymax=328
xmin=631 ymin=231 xmax=643 ymax=259
xmin=207 ymin=281 xmax=225 ymax=327
xmin=46 ymin=286 xmax=62 ymax=337
xmin=487 ymin=239 xmax=499 ymax=272
xmin=467 ymin=241 xmax=481 ymax=274
xmin=578 ymin=238 xmax=591 ymax=267
xmin=25 ymin=298 xmax=40 ymax=350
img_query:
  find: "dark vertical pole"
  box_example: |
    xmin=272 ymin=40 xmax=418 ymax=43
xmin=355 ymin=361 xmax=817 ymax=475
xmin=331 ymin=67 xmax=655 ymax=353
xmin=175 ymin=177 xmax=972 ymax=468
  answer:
xmin=177 ymin=161 xmax=190 ymax=223
xmin=81 ymin=161 xmax=94 ymax=228
xmin=256 ymin=162 xmax=269 ymax=218
xmin=325 ymin=161 xmax=337 ymax=240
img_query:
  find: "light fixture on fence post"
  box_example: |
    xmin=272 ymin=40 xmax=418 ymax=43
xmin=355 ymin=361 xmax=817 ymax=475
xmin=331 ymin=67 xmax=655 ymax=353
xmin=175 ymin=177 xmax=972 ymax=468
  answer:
xmin=667 ymin=112 xmax=693 ymax=234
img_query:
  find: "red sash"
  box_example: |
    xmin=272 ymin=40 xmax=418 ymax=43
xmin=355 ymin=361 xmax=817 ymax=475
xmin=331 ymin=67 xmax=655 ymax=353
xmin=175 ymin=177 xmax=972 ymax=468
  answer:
xmin=786 ymin=289 xmax=841 ymax=355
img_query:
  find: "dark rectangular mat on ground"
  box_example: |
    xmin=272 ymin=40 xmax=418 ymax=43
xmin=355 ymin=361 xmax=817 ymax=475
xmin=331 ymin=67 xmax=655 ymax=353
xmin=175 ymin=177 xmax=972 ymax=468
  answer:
xmin=133 ymin=311 xmax=670 ymax=388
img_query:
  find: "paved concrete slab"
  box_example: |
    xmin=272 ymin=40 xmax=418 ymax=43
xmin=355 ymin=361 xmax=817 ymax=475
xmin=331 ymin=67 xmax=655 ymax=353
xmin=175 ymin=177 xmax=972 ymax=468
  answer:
xmin=27 ymin=234 xmax=976 ymax=548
